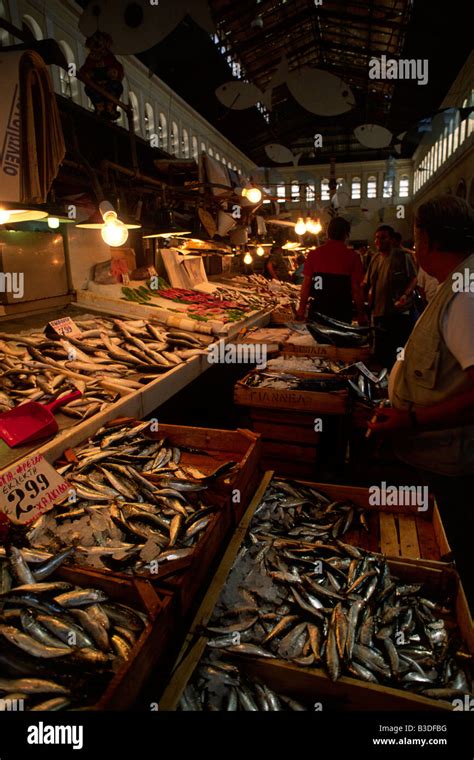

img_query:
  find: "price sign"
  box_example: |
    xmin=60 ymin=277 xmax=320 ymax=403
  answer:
xmin=0 ymin=455 xmax=70 ymax=525
xmin=47 ymin=317 xmax=82 ymax=337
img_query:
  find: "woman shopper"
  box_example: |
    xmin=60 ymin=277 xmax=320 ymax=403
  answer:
xmin=369 ymin=195 xmax=474 ymax=611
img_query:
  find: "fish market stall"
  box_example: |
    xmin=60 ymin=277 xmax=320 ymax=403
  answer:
xmin=284 ymin=314 xmax=372 ymax=363
xmin=159 ymin=473 xmax=473 ymax=712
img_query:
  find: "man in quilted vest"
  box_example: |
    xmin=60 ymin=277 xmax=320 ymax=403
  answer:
xmin=369 ymin=195 xmax=474 ymax=610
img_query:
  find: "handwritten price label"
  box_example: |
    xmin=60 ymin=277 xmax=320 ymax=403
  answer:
xmin=0 ymin=455 xmax=70 ymax=524
xmin=47 ymin=317 xmax=82 ymax=337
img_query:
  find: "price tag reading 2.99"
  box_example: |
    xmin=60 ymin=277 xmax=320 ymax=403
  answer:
xmin=7 ymin=470 xmax=51 ymax=520
xmin=0 ymin=455 xmax=70 ymax=525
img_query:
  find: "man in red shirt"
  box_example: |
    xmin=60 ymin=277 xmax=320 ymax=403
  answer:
xmin=296 ymin=217 xmax=367 ymax=324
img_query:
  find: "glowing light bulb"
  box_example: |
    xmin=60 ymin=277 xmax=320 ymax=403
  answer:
xmin=101 ymin=214 xmax=129 ymax=247
xmin=243 ymin=187 xmax=262 ymax=204
xmin=0 ymin=209 xmax=11 ymax=224
xmin=47 ymin=217 xmax=60 ymax=229
xmin=295 ymin=218 xmax=307 ymax=235
xmin=243 ymin=252 xmax=253 ymax=265
xmin=306 ymin=218 xmax=323 ymax=235
xmin=313 ymin=219 xmax=323 ymax=234
xmin=256 ymin=245 xmax=265 ymax=256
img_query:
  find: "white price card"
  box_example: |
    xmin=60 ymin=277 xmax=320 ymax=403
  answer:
xmin=0 ymin=454 xmax=70 ymax=524
xmin=47 ymin=317 xmax=82 ymax=337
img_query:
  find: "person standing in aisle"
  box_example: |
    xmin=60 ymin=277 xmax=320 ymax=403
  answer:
xmin=364 ymin=225 xmax=417 ymax=368
xmin=266 ymin=245 xmax=291 ymax=281
xmin=296 ymin=217 xmax=367 ymax=324
xmin=368 ymin=195 xmax=474 ymax=612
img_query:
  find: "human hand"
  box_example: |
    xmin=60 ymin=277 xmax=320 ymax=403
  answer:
xmin=367 ymin=407 xmax=411 ymax=433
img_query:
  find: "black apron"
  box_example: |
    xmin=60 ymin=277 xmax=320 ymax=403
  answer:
xmin=308 ymin=272 xmax=353 ymax=323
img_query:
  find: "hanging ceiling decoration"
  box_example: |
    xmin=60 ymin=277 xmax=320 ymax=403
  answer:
xmin=78 ymin=0 xmax=214 ymax=55
xmin=354 ymin=124 xmax=394 ymax=149
xmin=264 ymin=144 xmax=302 ymax=166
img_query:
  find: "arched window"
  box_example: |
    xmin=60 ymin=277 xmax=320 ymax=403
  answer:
xmin=128 ymin=91 xmax=140 ymax=134
xmin=277 ymin=184 xmax=286 ymax=203
xmin=215 ymin=152 xmax=220 ymax=162
xmin=22 ymin=14 xmax=43 ymax=40
xmin=200 ymin=141 xmax=207 ymax=154
xmin=306 ymin=184 xmax=315 ymax=203
xmin=321 ymin=179 xmax=330 ymax=201
xmin=158 ymin=113 xmax=167 ymax=150
xmin=351 ymin=177 xmax=361 ymax=200
xmin=291 ymin=180 xmax=300 ymax=201
xmin=383 ymin=178 xmax=393 ymax=198
xmin=208 ymin=146 xmax=214 ymax=157
xmin=144 ymin=103 xmax=155 ymax=142
xmin=336 ymin=177 xmax=344 ymax=190
xmin=181 ymin=128 xmax=190 ymax=158
xmin=192 ymin=136 xmax=199 ymax=161
xmin=222 ymin=157 xmax=227 ymax=166
xmin=398 ymin=175 xmax=410 ymax=198
xmin=170 ymin=122 xmax=179 ymax=155
xmin=366 ymin=176 xmax=377 ymax=198
xmin=452 ymin=109 xmax=460 ymax=152
xmin=58 ymin=41 xmax=78 ymax=100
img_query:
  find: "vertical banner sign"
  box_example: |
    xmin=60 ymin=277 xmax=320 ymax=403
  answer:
xmin=0 ymin=454 xmax=70 ymax=524
xmin=0 ymin=51 xmax=23 ymax=202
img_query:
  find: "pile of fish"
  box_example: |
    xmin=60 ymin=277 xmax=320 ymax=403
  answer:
xmin=252 ymin=479 xmax=368 ymax=541
xmin=307 ymin=311 xmax=371 ymax=348
xmin=26 ymin=422 xmax=236 ymax=574
xmin=179 ymin=652 xmax=308 ymax=711
xmin=243 ymin=371 xmax=347 ymax=392
xmin=265 ymin=356 xmax=349 ymax=374
xmin=0 ymin=315 xmax=209 ymax=419
xmin=0 ymin=545 xmax=147 ymax=710
xmin=205 ymin=537 xmax=472 ymax=703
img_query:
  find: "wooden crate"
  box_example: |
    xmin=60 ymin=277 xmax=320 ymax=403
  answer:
xmin=158 ymin=476 xmax=472 ymax=712
xmin=54 ymin=566 xmax=175 ymax=710
xmin=234 ymin=369 xmax=349 ymax=414
xmin=235 ymin=561 xmax=473 ymax=712
xmin=286 ymin=480 xmax=452 ymax=564
xmin=284 ymin=340 xmax=372 ymax=363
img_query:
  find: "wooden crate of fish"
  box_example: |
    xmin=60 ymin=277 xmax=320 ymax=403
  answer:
xmin=0 ymin=548 xmax=174 ymax=711
xmin=271 ymin=479 xmax=452 ymax=565
xmin=158 ymin=474 xmax=473 ymax=712
xmin=234 ymin=369 xmax=349 ymax=414
xmin=283 ymin=342 xmax=372 ymax=362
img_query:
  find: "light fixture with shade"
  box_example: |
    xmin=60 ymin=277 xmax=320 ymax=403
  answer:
xmin=76 ymin=201 xmax=141 ymax=247
xmin=243 ymin=252 xmax=253 ymax=265
xmin=294 ymin=217 xmax=307 ymax=235
xmin=0 ymin=202 xmax=48 ymax=224
xmin=142 ymin=208 xmax=192 ymax=238
xmin=47 ymin=217 xmax=60 ymax=229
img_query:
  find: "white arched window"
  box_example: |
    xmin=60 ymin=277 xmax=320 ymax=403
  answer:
xmin=144 ymin=103 xmax=155 ymax=142
xmin=399 ymin=175 xmax=410 ymax=198
xmin=58 ymin=41 xmax=78 ymax=100
xmin=200 ymin=141 xmax=207 ymax=154
xmin=192 ymin=136 xmax=199 ymax=161
xmin=170 ymin=121 xmax=179 ymax=155
xmin=208 ymin=146 xmax=214 ymax=157
xmin=321 ymin=178 xmax=330 ymax=201
xmin=181 ymin=128 xmax=190 ymax=158
xmin=222 ymin=157 xmax=227 ymax=166
xmin=306 ymin=184 xmax=315 ymax=202
xmin=128 ymin=91 xmax=140 ymax=134
xmin=351 ymin=177 xmax=361 ymax=200
xmin=22 ymin=14 xmax=43 ymax=40
xmin=158 ymin=113 xmax=167 ymax=150
xmin=215 ymin=152 xmax=220 ymax=162
xmin=291 ymin=180 xmax=300 ymax=201
xmin=452 ymin=109 xmax=460 ymax=152
xmin=277 ymin=184 xmax=286 ymax=203
xmin=367 ymin=176 xmax=377 ymax=198
xmin=383 ymin=178 xmax=394 ymax=198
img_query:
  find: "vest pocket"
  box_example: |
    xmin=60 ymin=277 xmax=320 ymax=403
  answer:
xmin=410 ymin=348 xmax=440 ymax=389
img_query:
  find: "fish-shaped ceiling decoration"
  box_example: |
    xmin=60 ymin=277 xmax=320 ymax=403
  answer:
xmin=354 ymin=124 xmax=394 ymax=149
xmin=216 ymin=56 xmax=355 ymax=117
xmin=78 ymin=0 xmax=214 ymax=55
xmin=264 ymin=144 xmax=303 ymax=165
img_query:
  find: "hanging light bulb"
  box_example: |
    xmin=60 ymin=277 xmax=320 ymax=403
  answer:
xmin=306 ymin=218 xmax=323 ymax=235
xmin=244 ymin=187 xmax=262 ymax=204
xmin=0 ymin=209 xmax=11 ymax=224
xmin=313 ymin=219 xmax=323 ymax=234
xmin=295 ymin=217 xmax=307 ymax=235
xmin=256 ymin=245 xmax=265 ymax=256
xmin=243 ymin=252 xmax=253 ymax=265
xmin=101 ymin=211 xmax=129 ymax=247
xmin=47 ymin=217 xmax=60 ymax=229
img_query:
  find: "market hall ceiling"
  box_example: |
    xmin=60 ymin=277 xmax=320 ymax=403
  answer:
xmin=77 ymin=0 xmax=472 ymax=166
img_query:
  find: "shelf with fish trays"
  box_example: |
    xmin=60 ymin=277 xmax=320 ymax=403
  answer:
xmin=52 ymin=420 xmax=261 ymax=621
xmin=157 ymin=472 xmax=472 ymax=712
xmin=234 ymin=369 xmax=349 ymax=415
xmin=231 ymin=561 xmax=473 ymax=712
xmin=290 ymin=480 xmax=451 ymax=567
xmin=283 ymin=343 xmax=372 ymax=363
